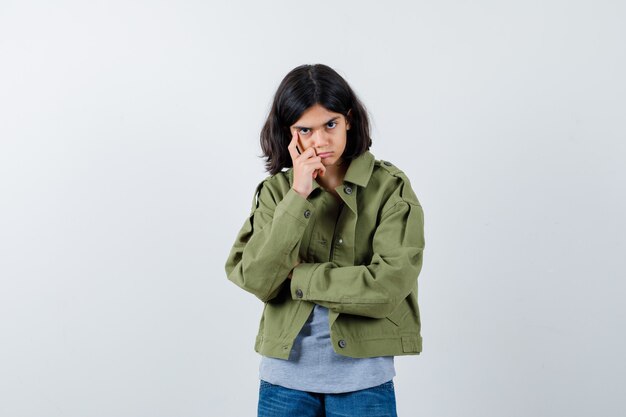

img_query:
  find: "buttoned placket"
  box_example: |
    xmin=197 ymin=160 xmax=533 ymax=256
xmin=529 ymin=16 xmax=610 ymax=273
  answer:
xmin=286 ymin=155 xmax=369 ymax=334
xmin=307 ymin=190 xmax=345 ymax=265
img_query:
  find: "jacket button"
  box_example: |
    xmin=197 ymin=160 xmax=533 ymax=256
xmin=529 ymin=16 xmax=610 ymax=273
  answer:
xmin=337 ymin=238 xmax=343 ymax=245
xmin=343 ymin=186 xmax=352 ymax=195
xmin=295 ymin=289 xmax=303 ymax=298
xmin=384 ymin=161 xmax=392 ymax=166
xmin=303 ymin=209 xmax=311 ymax=218
xmin=338 ymin=339 xmax=347 ymax=348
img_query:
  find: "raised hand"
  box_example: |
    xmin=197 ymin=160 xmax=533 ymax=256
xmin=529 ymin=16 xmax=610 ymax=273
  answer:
xmin=287 ymin=129 xmax=326 ymax=198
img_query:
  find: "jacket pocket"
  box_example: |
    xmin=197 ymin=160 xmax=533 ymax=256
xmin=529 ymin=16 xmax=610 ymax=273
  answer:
xmin=385 ymin=300 xmax=409 ymax=327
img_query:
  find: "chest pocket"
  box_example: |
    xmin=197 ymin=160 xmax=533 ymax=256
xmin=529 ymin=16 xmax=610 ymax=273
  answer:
xmin=304 ymin=194 xmax=356 ymax=266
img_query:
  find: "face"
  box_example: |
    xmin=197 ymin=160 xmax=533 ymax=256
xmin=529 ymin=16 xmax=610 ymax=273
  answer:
xmin=290 ymin=104 xmax=351 ymax=167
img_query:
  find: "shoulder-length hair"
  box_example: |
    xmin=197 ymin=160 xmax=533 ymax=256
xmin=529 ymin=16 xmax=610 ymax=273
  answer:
xmin=260 ymin=64 xmax=372 ymax=175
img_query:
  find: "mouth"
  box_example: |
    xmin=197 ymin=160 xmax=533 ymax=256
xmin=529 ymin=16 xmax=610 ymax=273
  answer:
xmin=318 ymin=152 xmax=333 ymax=159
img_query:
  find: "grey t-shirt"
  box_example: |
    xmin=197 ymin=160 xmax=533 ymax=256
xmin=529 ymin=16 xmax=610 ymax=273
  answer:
xmin=259 ymin=304 xmax=395 ymax=393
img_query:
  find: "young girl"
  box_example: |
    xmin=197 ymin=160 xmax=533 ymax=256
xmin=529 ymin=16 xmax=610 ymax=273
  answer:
xmin=225 ymin=64 xmax=425 ymax=417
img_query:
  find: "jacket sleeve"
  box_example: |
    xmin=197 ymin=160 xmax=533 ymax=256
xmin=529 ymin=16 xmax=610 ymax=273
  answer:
xmin=224 ymin=180 xmax=315 ymax=302
xmin=290 ymin=199 xmax=425 ymax=319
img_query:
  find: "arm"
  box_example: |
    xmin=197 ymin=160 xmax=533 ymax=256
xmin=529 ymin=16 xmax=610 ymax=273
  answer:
xmin=225 ymin=182 xmax=314 ymax=302
xmin=226 ymin=129 xmax=325 ymax=302
xmin=290 ymin=200 xmax=425 ymax=318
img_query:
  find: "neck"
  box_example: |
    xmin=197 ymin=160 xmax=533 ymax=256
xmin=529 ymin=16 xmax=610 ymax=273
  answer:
xmin=316 ymin=159 xmax=349 ymax=190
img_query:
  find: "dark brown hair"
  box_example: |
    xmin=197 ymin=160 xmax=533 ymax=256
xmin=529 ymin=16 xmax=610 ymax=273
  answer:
xmin=260 ymin=64 xmax=372 ymax=175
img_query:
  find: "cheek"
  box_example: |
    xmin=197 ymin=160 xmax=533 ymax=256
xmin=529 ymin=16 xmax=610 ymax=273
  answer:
xmin=331 ymin=130 xmax=347 ymax=140
xmin=336 ymin=132 xmax=348 ymax=147
xmin=302 ymin=137 xmax=315 ymax=149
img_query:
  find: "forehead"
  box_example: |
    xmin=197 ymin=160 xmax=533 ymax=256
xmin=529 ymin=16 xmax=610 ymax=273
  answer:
xmin=291 ymin=104 xmax=343 ymax=127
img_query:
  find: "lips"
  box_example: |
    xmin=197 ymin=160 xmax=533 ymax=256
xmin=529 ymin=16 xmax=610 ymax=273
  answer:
xmin=318 ymin=152 xmax=333 ymax=158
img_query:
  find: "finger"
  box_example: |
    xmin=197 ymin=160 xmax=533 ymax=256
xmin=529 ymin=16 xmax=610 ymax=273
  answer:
xmin=287 ymin=129 xmax=300 ymax=161
xmin=296 ymin=147 xmax=317 ymax=163
xmin=302 ymin=156 xmax=322 ymax=167
xmin=316 ymin=164 xmax=327 ymax=177
xmin=302 ymin=159 xmax=322 ymax=178
xmin=310 ymin=162 xmax=325 ymax=179
xmin=297 ymin=135 xmax=304 ymax=157
xmin=296 ymin=146 xmax=317 ymax=162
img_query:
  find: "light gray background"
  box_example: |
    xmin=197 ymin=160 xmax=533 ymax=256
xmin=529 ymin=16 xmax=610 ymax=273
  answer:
xmin=1 ymin=1 xmax=624 ymax=416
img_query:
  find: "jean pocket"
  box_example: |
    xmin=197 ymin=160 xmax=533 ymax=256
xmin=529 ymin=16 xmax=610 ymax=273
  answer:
xmin=259 ymin=380 xmax=273 ymax=391
xmin=376 ymin=380 xmax=395 ymax=391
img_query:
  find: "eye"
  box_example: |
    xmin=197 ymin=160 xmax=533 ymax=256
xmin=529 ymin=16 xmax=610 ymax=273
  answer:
xmin=327 ymin=121 xmax=337 ymax=129
xmin=298 ymin=128 xmax=311 ymax=135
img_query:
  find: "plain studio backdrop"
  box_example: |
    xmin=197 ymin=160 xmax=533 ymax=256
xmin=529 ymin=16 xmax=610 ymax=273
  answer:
xmin=1 ymin=1 xmax=624 ymax=416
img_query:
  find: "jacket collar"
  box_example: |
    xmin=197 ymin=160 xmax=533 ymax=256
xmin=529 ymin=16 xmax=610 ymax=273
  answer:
xmin=343 ymin=150 xmax=375 ymax=187
xmin=285 ymin=150 xmax=375 ymax=190
xmin=285 ymin=151 xmax=375 ymax=214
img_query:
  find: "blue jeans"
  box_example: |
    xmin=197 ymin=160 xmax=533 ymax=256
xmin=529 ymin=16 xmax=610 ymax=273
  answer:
xmin=258 ymin=379 xmax=398 ymax=417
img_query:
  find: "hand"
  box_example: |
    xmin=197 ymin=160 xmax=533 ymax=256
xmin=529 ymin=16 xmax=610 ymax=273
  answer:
xmin=288 ymin=129 xmax=326 ymax=198
xmin=287 ymin=259 xmax=301 ymax=280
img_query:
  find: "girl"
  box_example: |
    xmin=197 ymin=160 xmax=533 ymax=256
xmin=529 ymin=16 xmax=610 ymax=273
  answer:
xmin=225 ymin=64 xmax=425 ymax=417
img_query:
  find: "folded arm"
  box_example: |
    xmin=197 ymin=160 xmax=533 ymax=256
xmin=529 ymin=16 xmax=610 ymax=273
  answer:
xmin=290 ymin=200 xmax=425 ymax=318
xmin=225 ymin=183 xmax=313 ymax=302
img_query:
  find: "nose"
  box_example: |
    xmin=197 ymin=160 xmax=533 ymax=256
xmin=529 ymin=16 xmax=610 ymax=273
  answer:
xmin=312 ymin=130 xmax=329 ymax=148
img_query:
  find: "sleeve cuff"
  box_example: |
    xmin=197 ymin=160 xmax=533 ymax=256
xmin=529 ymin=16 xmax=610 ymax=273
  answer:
xmin=291 ymin=263 xmax=318 ymax=300
xmin=275 ymin=188 xmax=315 ymax=224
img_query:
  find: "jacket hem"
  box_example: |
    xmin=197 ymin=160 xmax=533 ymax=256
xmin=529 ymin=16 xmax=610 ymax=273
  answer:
xmin=255 ymin=333 xmax=422 ymax=360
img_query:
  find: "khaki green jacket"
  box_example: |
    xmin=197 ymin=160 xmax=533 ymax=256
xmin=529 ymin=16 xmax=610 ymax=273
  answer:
xmin=225 ymin=151 xmax=425 ymax=359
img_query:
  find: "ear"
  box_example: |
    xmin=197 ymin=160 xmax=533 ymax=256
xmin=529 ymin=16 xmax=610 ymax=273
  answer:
xmin=346 ymin=109 xmax=352 ymax=130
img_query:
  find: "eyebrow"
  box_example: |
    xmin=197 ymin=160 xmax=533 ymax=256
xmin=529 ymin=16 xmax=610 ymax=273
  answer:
xmin=293 ymin=116 xmax=340 ymax=130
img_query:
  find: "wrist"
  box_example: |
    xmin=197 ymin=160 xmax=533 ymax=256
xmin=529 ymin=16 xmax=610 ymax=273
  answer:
xmin=292 ymin=186 xmax=309 ymax=198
